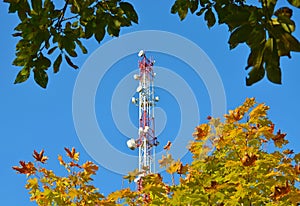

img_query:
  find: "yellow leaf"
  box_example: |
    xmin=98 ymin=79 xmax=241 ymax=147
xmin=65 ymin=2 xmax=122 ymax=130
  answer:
xmin=25 ymin=178 xmax=39 ymax=190
xmin=167 ymin=160 xmax=181 ymax=174
xmin=68 ymin=188 xmax=78 ymax=199
xmin=64 ymin=147 xmax=80 ymax=161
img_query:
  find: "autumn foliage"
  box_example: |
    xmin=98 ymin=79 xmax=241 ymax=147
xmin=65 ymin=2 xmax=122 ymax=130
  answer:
xmin=14 ymin=98 xmax=300 ymax=205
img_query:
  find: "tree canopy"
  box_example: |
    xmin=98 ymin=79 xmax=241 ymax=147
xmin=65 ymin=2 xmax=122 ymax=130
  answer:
xmin=13 ymin=98 xmax=300 ymax=205
xmin=4 ymin=0 xmax=300 ymax=88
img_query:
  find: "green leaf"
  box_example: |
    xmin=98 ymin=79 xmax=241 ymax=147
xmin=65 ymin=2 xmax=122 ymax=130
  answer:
xmin=94 ymin=26 xmax=105 ymax=43
xmin=273 ymin=14 xmax=295 ymax=33
xmin=75 ymin=39 xmax=87 ymax=54
xmin=189 ymin=0 xmax=199 ymax=14
xmin=107 ymin=17 xmax=121 ymax=37
xmin=264 ymin=38 xmax=282 ymax=84
xmin=53 ymin=54 xmax=62 ymax=73
xmin=171 ymin=0 xmax=189 ymax=20
xmin=287 ymin=0 xmax=300 ymax=8
xmin=12 ymin=32 xmax=22 ymax=37
xmin=37 ymin=55 xmax=51 ymax=69
xmin=204 ymin=8 xmax=216 ymax=28
xmin=64 ymin=55 xmax=79 ymax=69
xmin=119 ymin=2 xmax=138 ymax=24
xmin=246 ymin=45 xmax=265 ymax=86
xmin=62 ymin=37 xmax=77 ymax=57
xmin=246 ymin=26 xmax=266 ymax=48
xmin=94 ymin=12 xmax=107 ymax=43
xmin=44 ymin=0 xmax=54 ymax=12
xmin=196 ymin=8 xmax=206 ymax=16
xmin=228 ymin=24 xmax=253 ymax=49
xmin=200 ymin=0 xmax=210 ymax=7
xmin=246 ymin=65 xmax=265 ymax=86
xmin=47 ymin=46 xmax=58 ymax=55
xmin=266 ymin=64 xmax=281 ymax=84
xmin=85 ymin=20 xmax=96 ymax=39
xmin=14 ymin=68 xmax=30 ymax=84
xmin=71 ymin=0 xmax=80 ymax=13
xmin=33 ymin=68 xmax=48 ymax=88
xmin=270 ymin=27 xmax=300 ymax=57
xmin=31 ymin=0 xmax=42 ymax=13
xmin=66 ymin=49 xmax=77 ymax=57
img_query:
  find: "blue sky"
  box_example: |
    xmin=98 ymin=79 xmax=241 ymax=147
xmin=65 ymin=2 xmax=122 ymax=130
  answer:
xmin=1 ymin=1 xmax=300 ymax=205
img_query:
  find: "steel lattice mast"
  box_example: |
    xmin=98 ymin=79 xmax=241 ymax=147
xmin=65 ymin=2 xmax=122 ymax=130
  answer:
xmin=127 ymin=50 xmax=159 ymax=180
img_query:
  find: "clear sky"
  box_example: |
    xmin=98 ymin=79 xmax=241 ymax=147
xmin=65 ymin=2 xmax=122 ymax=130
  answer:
xmin=1 ymin=1 xmax=300 ymax=205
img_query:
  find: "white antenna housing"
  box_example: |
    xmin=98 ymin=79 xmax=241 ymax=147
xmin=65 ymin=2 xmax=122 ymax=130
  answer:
xmin=138 ymin=50 xmax=145 ymax=57
xmin=126 ymin=138 xmax=137 ymax=150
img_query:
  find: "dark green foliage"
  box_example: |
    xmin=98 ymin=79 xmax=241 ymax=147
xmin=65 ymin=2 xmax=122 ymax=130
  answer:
xmin=4 ymin=0 xmax=138 ymax=88
xmin=171 ymin=0 xmax=300 ymax=85
xmin=4 ymin=0 xmax=300 ymax=87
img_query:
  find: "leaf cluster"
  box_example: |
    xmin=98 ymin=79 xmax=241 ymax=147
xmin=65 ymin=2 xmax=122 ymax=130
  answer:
xmin=13 ymin=98 xmax=300 ymax=205
xmin=171 ymin=0 xmax=300 ymax=85
xmin=118 ymin=98 xmax=300 ymax=205
xmin=5 ymin=0 xmax=138 ymax=88
xmin=13 ymin=147 xmax=108 ymax=205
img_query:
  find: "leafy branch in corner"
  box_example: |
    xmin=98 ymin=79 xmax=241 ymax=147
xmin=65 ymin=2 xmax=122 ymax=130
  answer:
xmin=4 ymin=0 xmax=138 ymax=88
xmin=171 ymin=0 xmax=300 ymax=85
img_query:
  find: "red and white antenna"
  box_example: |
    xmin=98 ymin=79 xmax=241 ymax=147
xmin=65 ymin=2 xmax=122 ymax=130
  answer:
xmin=127 ymin=50 xmax=159 ymax=189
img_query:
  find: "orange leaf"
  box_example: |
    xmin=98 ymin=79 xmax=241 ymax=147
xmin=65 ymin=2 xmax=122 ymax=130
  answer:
xmin=283 ymin=149 xmax=294 ymax=155
xmin=192 ymin=124 xmax=209 ymax=140
xmin=70 ymin=162 xmax=82 ymax=168
xmin=241 ymin=153 xmax=258 ymax=166
xmin=177 ymin=163 xmax=189 ymax=175
xmin=58 ymin=155 xmax=66 ymax=166
xmin=12 ymin=161 xmax=36 ymax=175
xmin=272 ymin=130 xmax=288 ymax=147
xmin=163 ymin=141 xmax=172 ymax=150
xmin=270 ymin=181 xmax=291 ymax=200
xmin=32 ymin=149 xmax=48 ymax=163
xmin=82 ymin=161 xmax=98 ymax=175
xmin=295 ymin=165 xmax=300 ymax=175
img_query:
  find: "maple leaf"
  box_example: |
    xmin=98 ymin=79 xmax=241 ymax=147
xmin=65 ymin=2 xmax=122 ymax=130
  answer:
xmin=163 ymin=141 xmax=172 ymax=150
xmin=166 ymin=160 xmax=181 ymax=174
xmin=270 ymin=181 xmax=291 ymax=200
xmin=249 ymin=103 xmax=270 ymax=122
xmin=12 ymin=161 xmax=36 ymax=175
xmin=64 ymin=147 xmax=79 ymax=161
xmin=192 ymin=124 xmax=209 ymax=140
xmin=25 ymin=178 xmax=39 ymax=190
xmin=82 ymin=161 xmax=99 ymax=175
xmin=272 ymin=130 xmax=288 ymax=148
xmin=241 ymin=153 xmax=258 ymax=166
xmin=123 ymin=168 xmax=141 ymax=183
xmin=177 ymin=163 xmax=189 ymax=175
xmin=158 ymin=154 xmax=174 ymax=168
xmin=32 ymin=149 xmax=48 ymax=163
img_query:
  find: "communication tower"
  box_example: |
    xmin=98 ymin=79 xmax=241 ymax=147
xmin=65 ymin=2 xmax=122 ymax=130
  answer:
xmin=127 ymin=50 xmax=159 ymax=188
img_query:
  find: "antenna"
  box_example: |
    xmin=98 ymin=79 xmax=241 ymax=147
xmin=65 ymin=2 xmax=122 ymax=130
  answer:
xmin=127 ymin=50 xmax=159 ymax=192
